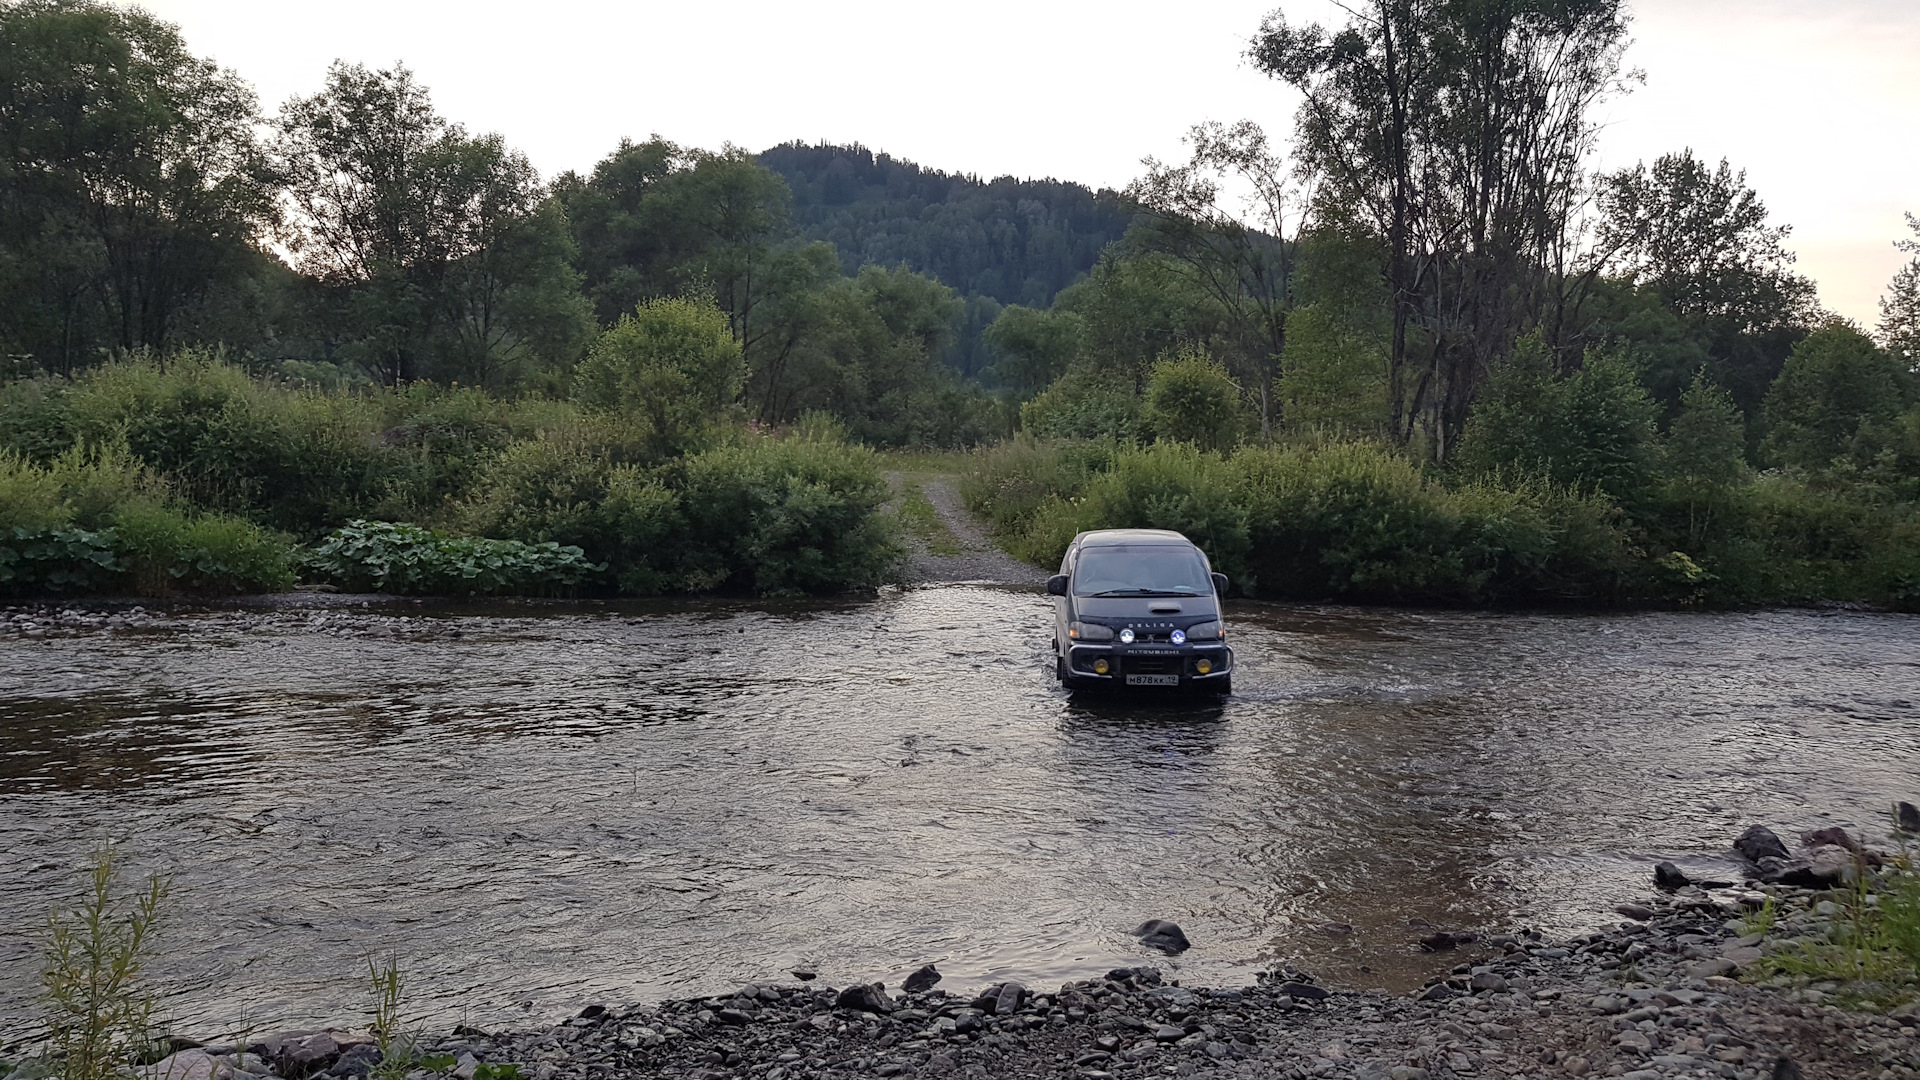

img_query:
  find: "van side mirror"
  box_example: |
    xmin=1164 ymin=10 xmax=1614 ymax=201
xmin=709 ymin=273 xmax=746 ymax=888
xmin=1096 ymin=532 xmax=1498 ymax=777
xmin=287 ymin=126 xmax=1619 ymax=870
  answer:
xmin=1046 ymin=575 xmax=1069 ymax=596
xmin=1211 ymin=572 xmax=1230 ymax=596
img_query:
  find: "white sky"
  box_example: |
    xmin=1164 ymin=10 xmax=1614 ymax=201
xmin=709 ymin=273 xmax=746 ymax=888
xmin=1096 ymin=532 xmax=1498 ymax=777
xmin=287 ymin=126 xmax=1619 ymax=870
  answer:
xmin=140 ymin=0 xmax=1919 ymax=326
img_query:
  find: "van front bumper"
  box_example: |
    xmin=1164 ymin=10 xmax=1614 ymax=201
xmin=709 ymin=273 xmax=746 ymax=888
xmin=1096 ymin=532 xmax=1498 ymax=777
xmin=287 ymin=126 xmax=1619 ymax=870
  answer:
xmin=1065 ymin=641 xmax=1233 ymax=684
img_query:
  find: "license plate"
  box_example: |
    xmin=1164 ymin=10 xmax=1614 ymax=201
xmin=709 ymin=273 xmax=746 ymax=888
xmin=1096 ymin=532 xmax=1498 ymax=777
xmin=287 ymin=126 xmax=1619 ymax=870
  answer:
xmin=1126 ymin=674 xmax=1180 ymax=686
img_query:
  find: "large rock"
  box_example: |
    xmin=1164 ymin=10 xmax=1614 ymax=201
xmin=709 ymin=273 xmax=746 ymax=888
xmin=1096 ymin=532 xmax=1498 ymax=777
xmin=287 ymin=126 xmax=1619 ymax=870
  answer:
xmin=990 ymin=980 xmax=1025 ymax=1016
xmin=1754 ymin=856 xmax=1825 ymax=889
xmin=902 ymin=964 xmax=941 ymax=993
xmin=138 ymin=1049 xmax=230 ymax=1080
xmin=1275 ymin=981 xmax=1330 ymax=1001
xmin=834 ymin=982 xmax=894 ymax=1014
xmin=1897 ymin=802 xmax=1920 ymax=834
xmin=1133 ymin=920 xmax=1190 ymax=953
xmin=1802 ymin=827 xmax=1858 ymax=852
xmin=1734 ymin=825 xmax=1790 ymax=864
xmin=248 ymin=1031 xmax=372 ymax=1078
xmin=1805 ymin=844 xmax=1858 ymax=885
xmin=330 ymin=1046 xmax=382 ymax=1079
xmin=1653 ymin=861 xmax=1691 ymax=890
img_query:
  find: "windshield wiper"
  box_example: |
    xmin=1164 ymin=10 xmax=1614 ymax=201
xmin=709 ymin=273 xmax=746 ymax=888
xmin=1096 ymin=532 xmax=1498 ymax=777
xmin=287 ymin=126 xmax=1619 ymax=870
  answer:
xmin=1089 ymin=588 xmax=1197 ymax=597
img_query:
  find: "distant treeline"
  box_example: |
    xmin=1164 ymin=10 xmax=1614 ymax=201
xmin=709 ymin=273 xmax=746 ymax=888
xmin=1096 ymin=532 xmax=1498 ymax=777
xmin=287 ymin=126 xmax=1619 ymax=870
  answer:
xmin=2 ymin=0 xmax=1918 ymax=604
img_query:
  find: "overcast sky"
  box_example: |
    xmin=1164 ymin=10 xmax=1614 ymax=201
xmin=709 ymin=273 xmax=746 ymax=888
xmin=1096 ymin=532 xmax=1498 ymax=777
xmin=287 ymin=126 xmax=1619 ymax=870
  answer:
xmin=140 ymin=0 xmax=1918 ymax=326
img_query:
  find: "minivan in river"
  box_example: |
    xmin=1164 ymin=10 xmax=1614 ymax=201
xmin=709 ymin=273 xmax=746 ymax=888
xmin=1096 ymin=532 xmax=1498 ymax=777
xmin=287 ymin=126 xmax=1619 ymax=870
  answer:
xmin=1047 ymin=529 xmax=1233 ymax=694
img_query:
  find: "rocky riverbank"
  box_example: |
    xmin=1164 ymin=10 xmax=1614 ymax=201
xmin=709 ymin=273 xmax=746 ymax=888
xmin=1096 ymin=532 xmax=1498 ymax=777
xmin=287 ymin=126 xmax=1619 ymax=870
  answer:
xmin=20 ymin=831 xmax=1910 ymax=1080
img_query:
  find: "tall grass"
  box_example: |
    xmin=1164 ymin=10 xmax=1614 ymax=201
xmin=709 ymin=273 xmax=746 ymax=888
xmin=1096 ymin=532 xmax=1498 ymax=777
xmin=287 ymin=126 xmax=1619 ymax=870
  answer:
xmin=0 ymin=447 xmax=294 ymax=597
xmin=0 ymin=356 xmax=907 ymax=597
xmin=961 ymin=436 xmax=1920 ymax=607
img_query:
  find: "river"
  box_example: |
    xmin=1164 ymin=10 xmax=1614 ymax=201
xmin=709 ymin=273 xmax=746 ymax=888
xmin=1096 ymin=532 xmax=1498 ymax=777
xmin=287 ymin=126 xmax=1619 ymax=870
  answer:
xmin=1 ymin=587 xmax=1915 ymax=1042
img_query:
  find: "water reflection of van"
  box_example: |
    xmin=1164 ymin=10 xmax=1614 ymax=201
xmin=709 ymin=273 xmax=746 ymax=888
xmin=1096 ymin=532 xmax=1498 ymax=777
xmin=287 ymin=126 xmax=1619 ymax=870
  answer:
xmin=1047 ymin=529 xmax=1234 ymax=695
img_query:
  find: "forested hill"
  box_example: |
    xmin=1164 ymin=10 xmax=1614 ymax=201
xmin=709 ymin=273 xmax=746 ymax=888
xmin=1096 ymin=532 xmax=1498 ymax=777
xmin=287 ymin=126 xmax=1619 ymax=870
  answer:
xmin=757 ymin=142 xmax=1134 ymax=375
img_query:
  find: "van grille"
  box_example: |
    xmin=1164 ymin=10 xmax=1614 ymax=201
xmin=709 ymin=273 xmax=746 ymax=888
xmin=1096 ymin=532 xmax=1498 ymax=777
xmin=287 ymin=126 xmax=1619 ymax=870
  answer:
xmin=1124 ymin=655 xmax=1174 ymax=675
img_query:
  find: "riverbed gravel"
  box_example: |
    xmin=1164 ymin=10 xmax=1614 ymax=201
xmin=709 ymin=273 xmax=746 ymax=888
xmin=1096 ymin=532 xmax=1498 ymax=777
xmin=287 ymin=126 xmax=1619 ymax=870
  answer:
xmin=21 ymin=880 xmax=1902 ymax=1080
xmin=423 ymin=884 xmax=1915 ymax=1080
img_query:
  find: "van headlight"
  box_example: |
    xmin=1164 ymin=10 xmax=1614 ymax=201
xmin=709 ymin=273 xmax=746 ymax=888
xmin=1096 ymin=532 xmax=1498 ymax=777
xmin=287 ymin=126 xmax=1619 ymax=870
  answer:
xmin=1069 ymin=621 xmax=1114 ymax=641
xmin=1184 ymin=621 xmax=1222 ymax=640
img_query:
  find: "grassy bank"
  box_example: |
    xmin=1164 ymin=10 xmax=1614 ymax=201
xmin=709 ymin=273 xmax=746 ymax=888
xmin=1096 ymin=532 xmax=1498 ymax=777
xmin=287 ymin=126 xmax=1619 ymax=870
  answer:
xmin=0 ymin=355 xmax=902 ymax=598
xmin=961 ymin=437 xmax=1920 ymax=608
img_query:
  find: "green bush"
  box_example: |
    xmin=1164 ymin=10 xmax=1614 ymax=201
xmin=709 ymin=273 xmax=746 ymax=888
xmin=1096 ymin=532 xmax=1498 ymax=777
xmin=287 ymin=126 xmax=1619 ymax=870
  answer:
xmin=1763 ymin=322 xmax=1916 ymax=474
xmin=670 ymin=435 xmax=903 ymax=594
xmin=573 ymin=295 xmax=743 ymax=457
xmin=461 ymin=429 xmax=901 ymax=595
xmin=456 ymin=423 xmax=679 ymax=594
xmin=959 ymin=436 xmax=1120 ymax=540
xmin=112 ymin=504 xmax=296 ymax=595
xmin=1020 ymin=368 xmax=1143 ymax=442
xmin=1143 ymin=348 xmax=1242 ymax=452
xmin=303 ymin=520 xmax=602 ymax=596
xmin=966 ymin=438 xmax=1641 ymax=604
xmin=1020 ymin=442 xmax=1250 ymax=574
xmin=0 ymin=448 xmax=294 ymax=596
xmin=1455 ymin=339 xmax=1659 ymax=504
xmin=55 ymin=354 xmax=390 ymax=533
xmin=1233 ymin=442 xmax=1637 ymax=602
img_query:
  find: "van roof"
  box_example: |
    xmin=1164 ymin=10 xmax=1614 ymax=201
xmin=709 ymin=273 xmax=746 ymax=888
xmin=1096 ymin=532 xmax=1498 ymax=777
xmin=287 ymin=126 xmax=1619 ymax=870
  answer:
xmin=1072 ymin=529 xmax=1193 ymax=547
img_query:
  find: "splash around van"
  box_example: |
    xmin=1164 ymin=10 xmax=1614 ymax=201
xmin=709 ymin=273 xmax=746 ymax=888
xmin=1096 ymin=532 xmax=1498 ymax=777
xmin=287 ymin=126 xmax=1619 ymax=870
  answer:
xmin=1047 ymin=529 xmax=1234 ymax=695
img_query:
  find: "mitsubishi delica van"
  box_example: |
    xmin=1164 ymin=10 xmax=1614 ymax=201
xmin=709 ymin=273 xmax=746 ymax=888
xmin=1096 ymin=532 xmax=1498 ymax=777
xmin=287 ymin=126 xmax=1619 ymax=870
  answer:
xmin=1047 ymin=529 xmax=1234 ymax=694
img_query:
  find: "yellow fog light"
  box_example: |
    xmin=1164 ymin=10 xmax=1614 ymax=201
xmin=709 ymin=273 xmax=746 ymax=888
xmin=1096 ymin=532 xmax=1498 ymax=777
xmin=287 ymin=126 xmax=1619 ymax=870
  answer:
xmin=1093 ymin=658 xmax=1110 ymax=675
xmin=1196 ymin=659 xmax=1213 ymax=675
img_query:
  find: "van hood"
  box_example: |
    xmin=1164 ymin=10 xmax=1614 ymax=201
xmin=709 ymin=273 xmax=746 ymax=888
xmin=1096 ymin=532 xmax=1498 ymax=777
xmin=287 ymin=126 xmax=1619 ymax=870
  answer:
xmin=1072 ymin=595 xmax=1220 ymax=622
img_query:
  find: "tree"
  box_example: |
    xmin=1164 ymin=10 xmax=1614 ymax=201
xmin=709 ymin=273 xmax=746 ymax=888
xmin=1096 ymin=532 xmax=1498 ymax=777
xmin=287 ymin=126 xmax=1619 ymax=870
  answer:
xmin=1145 ymin=348 xmax=1242 ymax=452
xmin=554 ymin=137 xmax=702 ymax=323
xmin=1053 ymin=252 xmax=1232 ymax=391
xmin=1251 ymin=0 xmax=1633 ymax=458
xmin=273 ymin=62 xmax=586 ymax=386
xmin=1456 ymin=335 xmax=1658 ymax=502
xmin=573 ymin=295 xmax=742 ymax=456
xmin=1126 ymin=120 xmax=1297 ymax=438
xmin=982 ymin=305 xmax=1084 ymax=395
xmin=1596 ymin=150 xmax=1818 ymax=417
xmin=1599 ymin=152 xmax=1816 ymax=328
xmin=1762 ymin=322 xmax=1914 ymax=472
xmin=0 ymin=0 xmax=272 ymax=370
xmin=1663 ymin=370 xmax=1748 ymax=491
xmin=1879 ymin=213 xmax=1920 ymax=371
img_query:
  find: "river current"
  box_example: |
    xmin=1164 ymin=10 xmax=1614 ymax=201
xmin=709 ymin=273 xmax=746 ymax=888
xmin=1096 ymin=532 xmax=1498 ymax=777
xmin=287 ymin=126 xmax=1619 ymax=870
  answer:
xmin=1 ymin=587 xmax=1915 ymax=1041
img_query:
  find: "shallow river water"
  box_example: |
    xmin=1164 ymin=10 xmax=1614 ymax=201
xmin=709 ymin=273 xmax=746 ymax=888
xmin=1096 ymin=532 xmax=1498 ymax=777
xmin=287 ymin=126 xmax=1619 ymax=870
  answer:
xmin=1 ymin=587 xmax=1916 ymax=1042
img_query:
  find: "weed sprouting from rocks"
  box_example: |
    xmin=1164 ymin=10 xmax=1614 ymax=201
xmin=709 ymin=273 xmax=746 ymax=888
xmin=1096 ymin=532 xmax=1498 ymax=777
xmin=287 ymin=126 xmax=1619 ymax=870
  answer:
xmin=40 ymin=845 xmax=170 ymax=1080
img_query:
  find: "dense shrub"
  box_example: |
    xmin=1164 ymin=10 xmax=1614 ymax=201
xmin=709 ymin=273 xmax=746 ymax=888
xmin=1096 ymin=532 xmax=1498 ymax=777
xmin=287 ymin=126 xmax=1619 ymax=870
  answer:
xmin=112 ymin=504 xmax=296 ymax=595
xmin=1763 ymin=323 xmax=1915 ymax=472
xmin=959 ymin=437 xmax=1121 ymax=544
xmin=573 ymin=296 xmax=743 ymax=457
xmin=968 ymin=439 xmax=1641 ymax=604
xmin=51 ymin=355 xmax=390 ymax=533
xmin=1454 ymin=340 xmax=1659 ymax=503
xmin=1236 ymin=443 xmax=1634 ymax=603
xmin=303 ymin=521 xmax=601 ymax=596
xmin=456 ymin=422 xmax=679 ymax=593
xmin=1143 ymin=349 xmax=1242 ymax=452
xmin=1019 ymin=368 xmax=1143 ymax=442
xmin=669 ymin=436 xmax=903 ymax=594
xmin=460 ymin=428 xmax=902 ymax=595
xmin=0 ymin=448 xmax=295 ymax=596
xmin=1022 ymin=442 xmax=1250 ymax=574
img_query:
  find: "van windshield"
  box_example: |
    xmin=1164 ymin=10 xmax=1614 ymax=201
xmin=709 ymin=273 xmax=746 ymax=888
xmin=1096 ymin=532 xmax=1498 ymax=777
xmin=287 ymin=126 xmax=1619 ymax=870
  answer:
xmin=1073 ymin=546 xmax=1211 ymax=597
